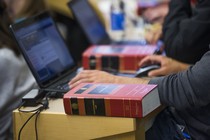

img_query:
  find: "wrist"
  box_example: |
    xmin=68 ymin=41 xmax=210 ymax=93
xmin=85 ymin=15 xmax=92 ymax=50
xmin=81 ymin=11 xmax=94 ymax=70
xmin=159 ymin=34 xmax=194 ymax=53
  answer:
xmin=180 ymin=63 xmax=190 ymax=71
xmin=175 ymin=59 xmax=190 ymax=71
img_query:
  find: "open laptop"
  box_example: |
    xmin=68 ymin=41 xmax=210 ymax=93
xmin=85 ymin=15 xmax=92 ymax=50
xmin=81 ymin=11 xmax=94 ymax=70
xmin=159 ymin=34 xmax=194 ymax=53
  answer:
xmin=10 ymin=12 xmax=78 ymax=97
xmin=67 ymin=0 xmax=147 ymax=45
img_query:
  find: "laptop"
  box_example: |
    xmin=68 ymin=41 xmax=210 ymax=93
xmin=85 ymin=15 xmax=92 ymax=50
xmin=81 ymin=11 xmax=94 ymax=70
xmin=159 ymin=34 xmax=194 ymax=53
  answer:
xmin=10 ymin=12 xmax=78 ymax=97
xmin=67 ymin=0 xmax=147 ymax=45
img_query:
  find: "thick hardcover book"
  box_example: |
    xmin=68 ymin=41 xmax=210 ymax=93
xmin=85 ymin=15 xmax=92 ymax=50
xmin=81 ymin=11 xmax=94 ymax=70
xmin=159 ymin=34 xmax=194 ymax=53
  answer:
xmin=63 ymin=83 xmax=160 ymax=118
xmin=82 ymin=45 xmax=156 ymax=72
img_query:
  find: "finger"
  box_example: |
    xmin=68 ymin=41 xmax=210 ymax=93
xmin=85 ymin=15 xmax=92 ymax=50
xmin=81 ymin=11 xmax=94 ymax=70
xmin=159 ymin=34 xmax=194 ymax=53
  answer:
xmin=68 ymin=74 xmax=81 ymax=85
xmin=69 ymin=72 xmax=88 ymax=85
xmin=148 ymin=68 xmax=165 ymax=77
xmin=138 ymin=58 xmax=152 ymax=67
xmin=69 ymin=80 xmax=81 ymax=89
xmin=138 ymin=55 xmax=155 ymax=66
xmin=70 ymin=78 xmax=93 ymax=89
xmin=139 ymin=55 xmax=161 ymax=67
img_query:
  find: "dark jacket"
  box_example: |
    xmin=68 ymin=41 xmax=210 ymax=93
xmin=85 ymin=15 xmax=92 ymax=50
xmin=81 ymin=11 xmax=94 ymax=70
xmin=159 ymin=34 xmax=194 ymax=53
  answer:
xmin=150 ymin=48 xmax=210 ymax=139
xmin=163 ymin=0 xmax=210 ymax=64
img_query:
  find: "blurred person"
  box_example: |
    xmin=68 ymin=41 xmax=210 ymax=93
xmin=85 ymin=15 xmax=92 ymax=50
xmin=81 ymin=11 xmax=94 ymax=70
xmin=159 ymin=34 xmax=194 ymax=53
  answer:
xmin=0 ymin=1 xmax=36 ymax=140
xmin=163 ymin=0 xmax=210 ymax=64
xmin=137 ymin=1 xmax=169 ymax=44
xmin=143 ymin=0 xmax=210 ymax=64
xmin=4 ymin=0 xmax=47 ymax=20
xmin=69 ymin=48 xmax=210 ymax=139
xmin=142 ymin=1 xmax=169 ymax=24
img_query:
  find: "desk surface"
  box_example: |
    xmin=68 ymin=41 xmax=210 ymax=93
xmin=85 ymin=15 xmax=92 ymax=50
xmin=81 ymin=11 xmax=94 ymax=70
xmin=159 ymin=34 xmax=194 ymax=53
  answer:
xmin=13 ymin=99 xmax=161 ymax=140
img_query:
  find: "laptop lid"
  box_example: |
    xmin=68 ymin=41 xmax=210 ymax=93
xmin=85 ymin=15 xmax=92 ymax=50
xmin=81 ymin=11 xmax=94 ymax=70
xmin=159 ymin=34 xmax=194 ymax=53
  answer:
xmin=67 ymin=0 xmax=112 ymax=45
xmin=10 ymin=12 xmax=77 ymax=89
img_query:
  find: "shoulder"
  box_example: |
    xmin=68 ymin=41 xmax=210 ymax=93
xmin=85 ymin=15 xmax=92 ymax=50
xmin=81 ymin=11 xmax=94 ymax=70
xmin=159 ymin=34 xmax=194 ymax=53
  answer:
xmin=0 ymin=48 xmax=22 ymax=66
xmin=0 ymin=48 xmax=26 ymax=75
xmin=0 ymin=48 xmax=19 ymax=60
xmin=0 ymin=47 xmax=36 ymax=89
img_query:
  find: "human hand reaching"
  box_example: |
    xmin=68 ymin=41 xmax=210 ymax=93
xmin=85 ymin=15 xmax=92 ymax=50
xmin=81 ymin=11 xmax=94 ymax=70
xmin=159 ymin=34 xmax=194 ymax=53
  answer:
xmin=138 ymin=55 xmax=190 ymax=77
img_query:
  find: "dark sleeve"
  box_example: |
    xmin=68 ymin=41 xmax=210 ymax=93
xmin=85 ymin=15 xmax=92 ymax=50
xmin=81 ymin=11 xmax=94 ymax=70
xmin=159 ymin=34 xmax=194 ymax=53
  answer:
xmin=149 ymin=50 xmax=210 ymax=111
xmin=163 ymin=0 xmax=210 ymax=64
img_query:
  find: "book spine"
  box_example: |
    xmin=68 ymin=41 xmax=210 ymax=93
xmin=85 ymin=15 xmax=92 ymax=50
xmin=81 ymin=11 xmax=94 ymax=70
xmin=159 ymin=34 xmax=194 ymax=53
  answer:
xmin=64 ymin=97 xmax=143 ymax=118
xmin=84 ymin=55 xmax=147 ymax=72
xmin=82 ymin=47 xmax=97 ymax=70
xmin=63 ymin=97 xmax=72 ymax=115
xmin=122 ymin=55 xmax=137 ymax=71
xmin=123 ymin=100 xmax=131 ymax=117
xmin=101 ymin=56 xmax=119 ymax=71
xmin=82 ymin=54 xmax=90 ymax=69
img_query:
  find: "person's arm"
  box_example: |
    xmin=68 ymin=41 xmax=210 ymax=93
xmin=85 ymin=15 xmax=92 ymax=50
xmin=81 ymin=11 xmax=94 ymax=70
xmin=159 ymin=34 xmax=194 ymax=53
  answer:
xmin=150 ymin=50 xmax=210 ymax=110
xmin=163 ymin=0 xmax=210 ymax=63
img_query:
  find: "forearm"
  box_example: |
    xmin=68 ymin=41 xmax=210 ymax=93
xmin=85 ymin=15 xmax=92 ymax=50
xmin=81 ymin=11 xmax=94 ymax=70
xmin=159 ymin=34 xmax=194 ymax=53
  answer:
xmin=172 ymin=59 xmax=191 ymax=73
xmin=178 ymin=63 xmax=190 ymax=72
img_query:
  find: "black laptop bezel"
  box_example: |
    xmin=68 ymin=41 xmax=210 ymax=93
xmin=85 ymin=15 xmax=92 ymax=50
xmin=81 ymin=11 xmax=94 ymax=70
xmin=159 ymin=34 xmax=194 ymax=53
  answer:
xmin=10 ymin=12 xmax=77 ymax=89
xmin=67 ymin=0 xmax=112 ymax=45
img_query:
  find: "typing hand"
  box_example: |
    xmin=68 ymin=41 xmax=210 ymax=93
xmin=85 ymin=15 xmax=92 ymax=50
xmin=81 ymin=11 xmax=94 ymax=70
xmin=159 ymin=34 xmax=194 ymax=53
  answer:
xmin=68 ymin=70 xmax=117 ymax=89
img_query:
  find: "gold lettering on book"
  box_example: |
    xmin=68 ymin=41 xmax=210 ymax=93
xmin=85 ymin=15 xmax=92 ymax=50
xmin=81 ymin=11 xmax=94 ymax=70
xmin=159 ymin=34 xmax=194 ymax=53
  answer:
xmin=92 ymin=100 xmax=96 ymax=115
xmin=135 ymin=102 xmax=139 ymax=115
xmin=72 ymin=103 xmax=78 ymax=110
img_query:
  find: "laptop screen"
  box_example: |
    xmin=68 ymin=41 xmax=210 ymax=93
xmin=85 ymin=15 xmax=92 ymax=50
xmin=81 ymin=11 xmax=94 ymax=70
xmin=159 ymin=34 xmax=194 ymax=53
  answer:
xmin=10 ymin=13 xmax=76 ymax=86
xmin=68 ymin=0 xmax=111 ymax=45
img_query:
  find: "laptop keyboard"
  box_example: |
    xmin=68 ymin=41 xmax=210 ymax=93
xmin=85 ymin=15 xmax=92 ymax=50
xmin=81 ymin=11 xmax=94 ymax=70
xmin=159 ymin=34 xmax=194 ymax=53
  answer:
xmin=56 ymin=71 xmax=77 ymax=90
xmin=45 ymin=72 xmax=76 ymax=94
xmin=55 ymin=81 xmax=70 ymax=91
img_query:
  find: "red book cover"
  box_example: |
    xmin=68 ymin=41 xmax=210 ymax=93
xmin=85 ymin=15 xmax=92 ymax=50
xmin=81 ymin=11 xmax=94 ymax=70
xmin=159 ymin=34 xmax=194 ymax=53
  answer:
xmin=63 ymin=83 xmax=160 ymax=118
xmin=82 ymin=45 xmax=156 ymax=72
